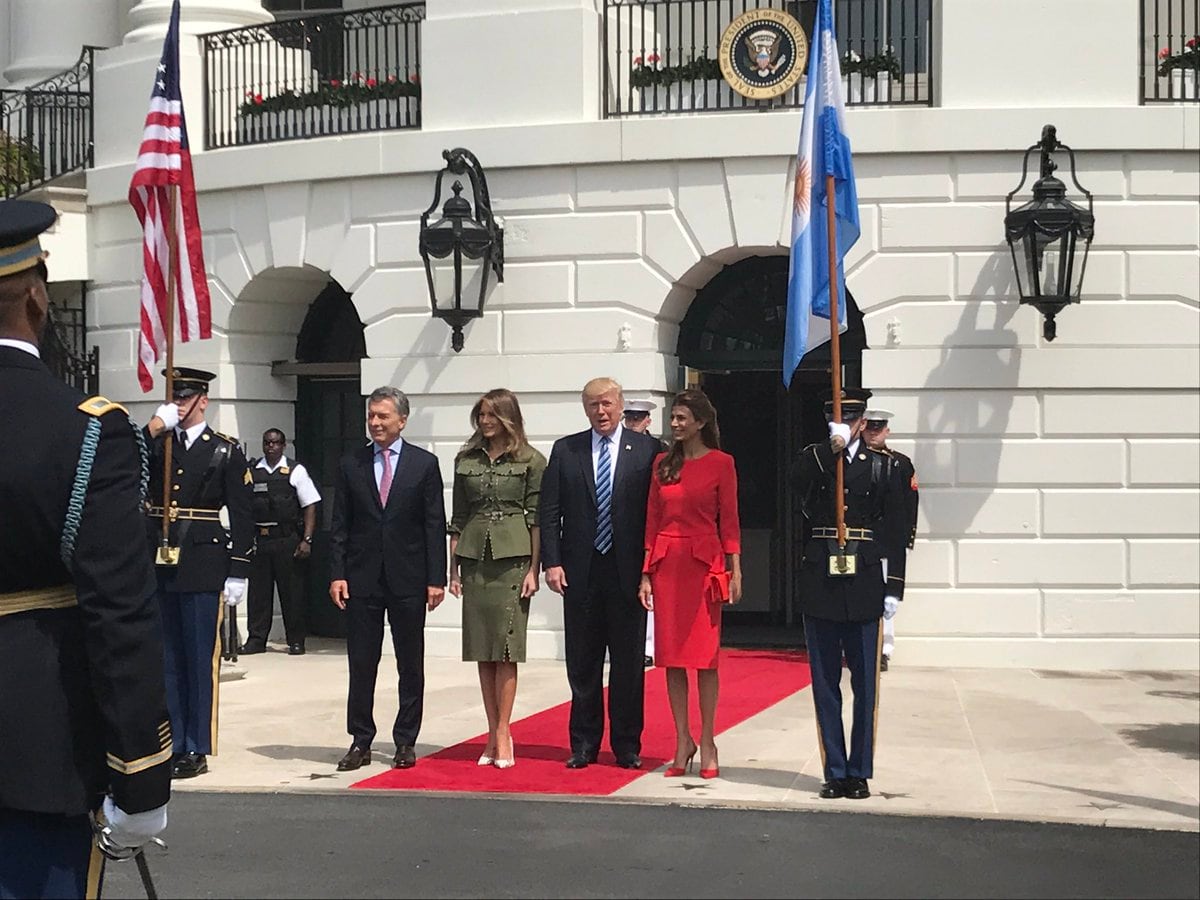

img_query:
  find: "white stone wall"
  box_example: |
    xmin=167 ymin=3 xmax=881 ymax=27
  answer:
xmin=83 ymin=132 xmax=1200 ymax=668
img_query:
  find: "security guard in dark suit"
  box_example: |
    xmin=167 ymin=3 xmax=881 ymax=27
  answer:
xmin=862 ymin=408 xmax=919 ymax=671
xmin=144 ymin=367 xmax=254 ymax=779
xmin=792 ymin=388 xmax=908 ymax=801
xmin=0 ymin=199 xmax=171 ymax=898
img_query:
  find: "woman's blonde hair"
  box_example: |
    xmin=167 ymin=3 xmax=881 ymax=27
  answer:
xmin=458 ymin=388 xmax=533 ymax=460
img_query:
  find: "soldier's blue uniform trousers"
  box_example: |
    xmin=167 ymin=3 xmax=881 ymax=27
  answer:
xmin=0 ymin=809 xmax=102 ymax=899
xmin=804 ymin=615 xmax=882 ymax=782
xmin=158 ymin=580 xmax=222 ymax=756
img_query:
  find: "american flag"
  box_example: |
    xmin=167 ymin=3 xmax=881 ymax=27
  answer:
xmin=129 ymin=0 xmax=210 ymax=393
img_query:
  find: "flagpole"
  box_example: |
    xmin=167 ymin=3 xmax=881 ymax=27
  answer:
xmin=825 ymin=173 xmax=848 ymax=558
xmin=159 ymin=183 xmax=179 ymax=560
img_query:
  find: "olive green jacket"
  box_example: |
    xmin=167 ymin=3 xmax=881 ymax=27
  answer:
xmin=450 ymin=447 xmax=547 ymax=560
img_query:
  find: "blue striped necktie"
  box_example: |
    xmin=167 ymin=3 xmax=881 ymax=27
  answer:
xmin=594 ymin=436 xmax=613 ymax=553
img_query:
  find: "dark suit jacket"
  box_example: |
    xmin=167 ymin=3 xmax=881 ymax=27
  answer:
xmin=539 ymin=427 xmax=659 ymax=600
xmin=0 ymin=346 xmax=171 ymax=816
xmin=329 ymin=439 xmax=447 ymax=598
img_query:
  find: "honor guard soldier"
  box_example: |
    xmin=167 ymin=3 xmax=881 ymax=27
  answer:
xmin=144 ymin=367 xmax=254 ymax=779
xmin=0 ymin=199 xmax=170 ymax=898
xmin=242 ymin=428 xmax=321 ymax=656
xmin=861 ymin=408 xmax=919 ymax=671
xmin=792 ymin=388 xmax=909 ymax=801
xmin=622 ymin=398 xmax=662 ymax=667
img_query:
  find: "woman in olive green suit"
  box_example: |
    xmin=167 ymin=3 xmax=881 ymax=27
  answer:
xmin=448 ymin=388 xmax=546 ymax=769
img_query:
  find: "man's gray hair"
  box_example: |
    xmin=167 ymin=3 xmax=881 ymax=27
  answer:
xmin=368 ymin=386 xmax=410 ymax=417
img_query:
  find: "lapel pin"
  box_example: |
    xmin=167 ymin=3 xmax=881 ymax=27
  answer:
xmin=625 ymin=444 xmax=632 ymax=451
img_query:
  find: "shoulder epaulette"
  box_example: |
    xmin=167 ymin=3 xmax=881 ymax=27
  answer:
xmin=77 ymin=396 xmax=127 ymax=417
xmin=214 ymin=431 xmax=238 ymax=444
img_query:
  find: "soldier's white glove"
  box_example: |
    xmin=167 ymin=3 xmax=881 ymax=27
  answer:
xmin=828 ymin=421 xmax=851 ymax=447
xmin=101 ymin=796 xmax=168 ymax=851
xmin=883 ymin=596 xmax=900 ymax=620
xmin=223 ymin=577 xmax=248 ymax=607
xmin=153 ymin=403 xmax=180 ymax=431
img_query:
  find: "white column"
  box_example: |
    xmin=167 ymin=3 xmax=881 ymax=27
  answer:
xmin=421 ymin=0 xmax=601 ymax=129
xmin=939 ymin=0 xmax=1139 ymax=108
xmin=3 ymin=0 xmax=121 ymax=86
xmin=124 ymin=0 xmax=272 ymax=45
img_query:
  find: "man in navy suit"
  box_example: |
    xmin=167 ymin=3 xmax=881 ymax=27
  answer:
xmin=329 ymin=386 xmax=447 ymax=772
xmin=540 ymin=377 xmax=661 ymax=769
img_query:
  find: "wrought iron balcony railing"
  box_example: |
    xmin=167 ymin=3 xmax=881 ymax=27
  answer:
xmin=203 ymin=2 xmax=424 ymax=150
xmin=1 ymin=48 xmax=95 ymax=199
xmin=1141 ymin=0 xmax=1199 ymax=102
xmin=603 ymin=0 xmax=932 ymax=117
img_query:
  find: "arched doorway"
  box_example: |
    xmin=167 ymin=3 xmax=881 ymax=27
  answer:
xmin=676 ymin=255 xmax=866 ymax=645
xmin=280 ymin=281 xmax=367 ymax=638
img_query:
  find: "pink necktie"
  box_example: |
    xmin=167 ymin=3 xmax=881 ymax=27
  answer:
xmin=378 ymin=449 xmax=393 ymax=506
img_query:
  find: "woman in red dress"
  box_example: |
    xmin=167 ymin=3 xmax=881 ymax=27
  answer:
xmin=638 ymin=389 xmax=742 ymax=779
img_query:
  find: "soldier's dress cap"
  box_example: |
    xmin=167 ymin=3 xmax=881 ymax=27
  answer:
xmin=822 ymin=387 xmax=873 ymax=420
xmin=863 ymin=408 xmax=895 ymax=425
xmin=0 ymin=199 xmax=56 ymax=278
xmin=163 ymin=366 xmax=216 ymax=397
xmin=623 ymin=399 xmax=657 ymax=415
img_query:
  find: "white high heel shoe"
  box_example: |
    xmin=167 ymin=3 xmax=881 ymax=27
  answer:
xmin=493 ymin=738 xmax=516 ymax=769
xmin=477 ymin=754 xmax=494 ymax=766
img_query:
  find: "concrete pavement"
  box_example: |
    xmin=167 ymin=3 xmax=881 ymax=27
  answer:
xmin=183 ymin=639 xmax=1200 ymax=833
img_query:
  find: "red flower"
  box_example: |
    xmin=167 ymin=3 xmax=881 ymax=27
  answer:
xmin=647 ymin=53 xmax=660 ymax=63
xmin=1159 ymin=47 xmax=1170 ymax=59
xmin=408 ymin=73 xmax=420 ymax=83
xmin=633 ymin=55 xmax=643 ymax=65
xmin=330 ymin=79 xmax=341 ymax=87
xmin=1188 ymin=37 xmax=1198 ymax=49
xmin=253 ymin=93 xmax=263 ymax=105
xmin=366 ymin=78 xmax=377 ymax=87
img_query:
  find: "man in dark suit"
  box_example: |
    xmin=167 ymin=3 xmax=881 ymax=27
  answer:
xmin=540 ymin=377 xmax=660 ymax=769
xmin=143 ymin=366 xmax=255 ymax=780
xmin=0 ymin=199 xmax=170 ymax=897
xmin=792 ymin=388 xmax=908 ymax=801
xmin=329 ymin=386 xmax=447 ymax=772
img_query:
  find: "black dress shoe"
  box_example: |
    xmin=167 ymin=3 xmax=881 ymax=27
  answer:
xmin=393 ymin=745 xmax=417 ymax=768
xmin=239 ymin=640 xmax=267 ymax=655
xmin=880 ymin=655 xmax=890 ymax=672
xmin=615 ymin=753 xmax=642 ymax=770
xmin=819 ymin=779 xmax=846 ymax=799
xmin=172 ymin=753 xmax=207 ymax=779
xmin=565 ymin=750 xmax=597 ymax=769
xmin=336 ymin=745 xmax=371 ymax=772
xmin=287 ymin=642 xmax=306 ymax=656
xmin=845 ymin=777 xmax=871 ymax=799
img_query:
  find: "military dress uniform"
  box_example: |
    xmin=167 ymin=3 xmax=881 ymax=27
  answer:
xmin=792 ymin=389 xmax=908 ymax=798
xmin=0 ymin=200 xmax=171 ymax=898
xmin=144 ymin=369 xmax=253 ymax=777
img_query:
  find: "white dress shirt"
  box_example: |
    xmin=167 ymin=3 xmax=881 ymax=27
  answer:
xmin=176 ymin=421 xmax=208 ymax=448
xmin=0 ymin=338 xmax=39 ymax=358
xmin=372 ymin=437 xmax=404 ymax=491
xmin=255 ymin=455 xmax=322 ymax=507
xmin=591 ymin=423 xmax=624 ymax=486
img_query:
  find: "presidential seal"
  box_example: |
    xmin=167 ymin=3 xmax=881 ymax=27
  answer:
xmin=719 ymin=8 xmax=808 ymax=100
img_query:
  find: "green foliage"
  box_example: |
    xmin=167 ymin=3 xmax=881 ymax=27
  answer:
xmin=844 ymin=48 xmax=900 ymax=78
xmin=0 ymin=130 xmax=43 ymax=194
xmin=239 ymin=73 xmax=420 ymax=118
xmin=1157 ymin=37 xmax=1199 ymax=76
xmin=630 ymin=55 xmax=722 ymax=89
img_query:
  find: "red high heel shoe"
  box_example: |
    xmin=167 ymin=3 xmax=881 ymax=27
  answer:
xmin=699 ymin=745 xmax=719 ymax=779
xmin=664 ymin=741 xmax=698 ymax=777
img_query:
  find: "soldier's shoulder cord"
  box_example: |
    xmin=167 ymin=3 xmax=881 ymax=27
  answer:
xmin=62 ymin=397 xmax=143 ymax=569
xmin=213 ymin=431 xmax=239 ymax=445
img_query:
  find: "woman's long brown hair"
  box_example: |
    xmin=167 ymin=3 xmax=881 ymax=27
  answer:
xmin=657 ymin=389 xmax=721 ymax=484
xmin=458 ymin=388 xmax=533 ymax=461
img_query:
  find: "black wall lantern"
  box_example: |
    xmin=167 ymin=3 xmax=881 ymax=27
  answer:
xmin=1004 ymin=124 xmax=1095 ymax=342
xmin=419 ymin=148 xmax=504 ymax=352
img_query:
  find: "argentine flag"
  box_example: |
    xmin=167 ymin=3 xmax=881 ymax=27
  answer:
xmin=783 ymin=0 xmax=861 ymax=387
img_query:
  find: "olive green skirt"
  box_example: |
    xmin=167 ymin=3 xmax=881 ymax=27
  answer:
xmin=460 ymin=554 xmax=531 ymax=663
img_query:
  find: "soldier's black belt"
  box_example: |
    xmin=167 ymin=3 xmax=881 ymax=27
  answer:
xmin=0 ymin=585 xmax=77 ymax=617
xmin=811 ymin=527 xmax=874 ymax=542
xmin=256 ymin=523 xmax=296 ymax=536
xmin=147 ymin=506 xmax=222 ymax=522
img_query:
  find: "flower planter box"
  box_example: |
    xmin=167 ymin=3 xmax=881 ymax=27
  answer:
xmin=1168 ymin=67 xmax=1198 ymax=100
xmin=638 ymin=80 xmax=738 ymax=112
xmin=236 ymin=98 xmax=413 ymax=142
xmin=842 ymin=73 xmax=891 ymax=105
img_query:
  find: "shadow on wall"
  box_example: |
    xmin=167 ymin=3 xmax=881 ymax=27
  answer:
xmin=916 ymin=250 xmax=1021 ymax=540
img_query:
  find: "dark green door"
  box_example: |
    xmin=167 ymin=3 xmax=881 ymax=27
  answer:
xmin=294 ymin=376 xmax=365 ymax=638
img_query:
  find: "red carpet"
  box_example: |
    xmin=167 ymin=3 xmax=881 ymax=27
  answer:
xmin=351 ymin=648 xmax=812 ymax=796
